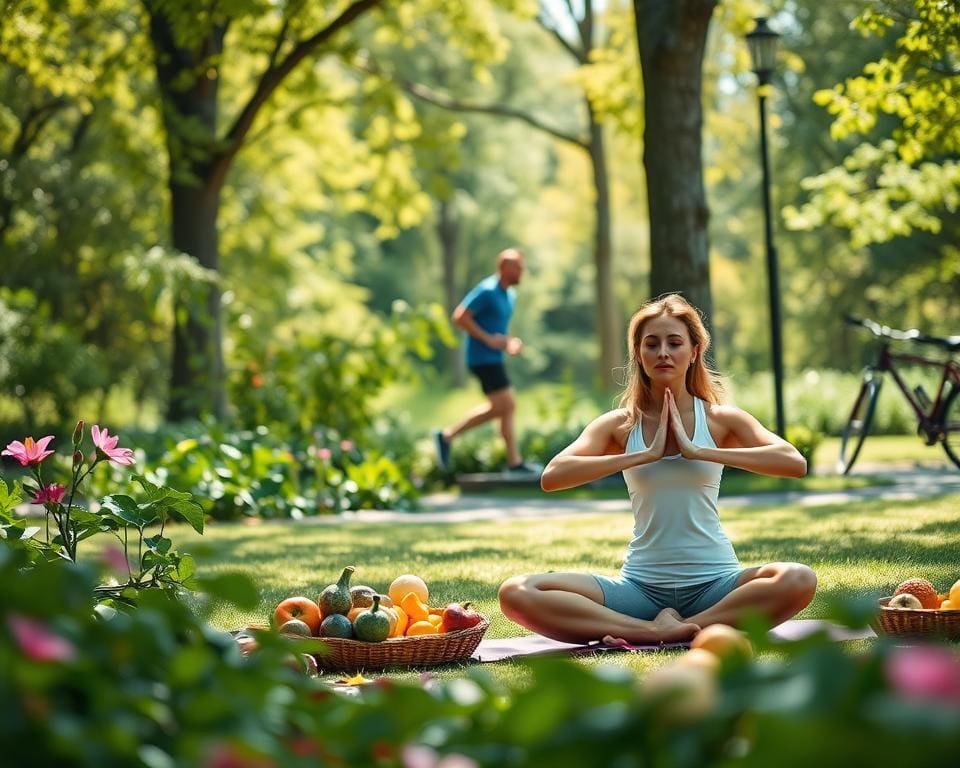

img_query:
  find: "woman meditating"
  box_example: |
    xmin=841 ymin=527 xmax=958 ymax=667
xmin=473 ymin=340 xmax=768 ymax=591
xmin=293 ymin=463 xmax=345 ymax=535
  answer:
xmin=498 ymin=294 xmax=817 ymax=644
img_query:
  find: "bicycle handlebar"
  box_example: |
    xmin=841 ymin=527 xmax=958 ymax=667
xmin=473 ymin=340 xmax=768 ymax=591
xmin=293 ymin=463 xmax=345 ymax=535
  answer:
xmin=844 ymin=315 xmax=960 ymax=351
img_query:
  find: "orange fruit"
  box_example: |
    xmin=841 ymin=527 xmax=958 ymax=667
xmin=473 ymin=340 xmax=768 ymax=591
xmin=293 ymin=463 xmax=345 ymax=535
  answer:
xmin=400 ymin=591 xmax=431 ymax=623
xmin=690 ymin=624 xmax=753 ymax=661
xmin=389 ymin=574 xmax=429 ymax=605
xmin=941 ymin=599 xmax=957 ymax=610
xmin=389 ymin=605 xmax=408 ymax=638
xmin=426 ymin=614 xmax=443 ymax=627
xmin=893 ymin=577 xmax=940 ymax=609
xmin=949 ymin=579 xmax=960 ymax=605
xmin=405 ymin=620 xmax=439 ymax=636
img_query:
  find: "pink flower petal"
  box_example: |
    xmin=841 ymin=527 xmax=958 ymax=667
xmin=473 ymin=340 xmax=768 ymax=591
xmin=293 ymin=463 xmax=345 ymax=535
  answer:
xmin=8 ymin=614 xmax=76 ymax=663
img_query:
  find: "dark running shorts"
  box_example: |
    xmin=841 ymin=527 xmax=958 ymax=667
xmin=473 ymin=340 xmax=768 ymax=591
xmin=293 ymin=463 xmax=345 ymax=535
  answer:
xmin=469 ymin=363 xmax=510 ymax=394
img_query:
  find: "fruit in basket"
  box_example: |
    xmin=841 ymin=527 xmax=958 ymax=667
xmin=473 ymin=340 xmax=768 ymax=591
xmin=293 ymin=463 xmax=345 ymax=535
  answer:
xmin=893 ymin=577 xmax=940 ymax=609
xmin=441 ymin=602 xmax=483 ymax=631
xmin=319 ymin=613 xmax=354 ymax=639
xmin=400 ymin=591 xmax=431 ymax=623
xmin=354 ymin=596 xmax=391 ymax=642
xmin=950 ymin=579 xmax=960 ymax=605
xmin=279 ymin=618 xmax=314 ymax=637
xmin=274 ymin=596 xmax=322 ymax=635
xmin=319 ymin=566 xmax=356 ymax=616
xmin=389 ymin=574 xmax=429 ymax=605
xmin=888 ymin=593 xmax=923 ymax=609
xmin=406 ymin=620 xmax=439 ymax=636
xmin=389 ymin=605 xmax=408 ymax=638
xmin=941 ymin=599 xmax=956 ymax=610
xmin=349 ymin=585 xmax=378 ymax=609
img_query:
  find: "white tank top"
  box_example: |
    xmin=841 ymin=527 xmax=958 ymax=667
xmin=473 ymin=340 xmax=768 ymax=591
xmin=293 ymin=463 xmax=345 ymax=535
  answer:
xmin=620 ymin=397 xmax=740 ymax=586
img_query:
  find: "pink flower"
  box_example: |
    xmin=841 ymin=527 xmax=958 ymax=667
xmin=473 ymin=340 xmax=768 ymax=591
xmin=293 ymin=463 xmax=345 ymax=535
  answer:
xmin=31 ymin=483 xmax=66 ymax=505
xmin=2 ymin=436 xmax=56 ymax=466
xmin=340 ymin=440 xmax=354 ymax=452
xmin=8 ymin=614 xmax=76 ymax=663
xmin=100 ymin=544 xmax=131 ymax=575
xmin=402 ymin=745 xmax=478 ymax=768
xmin=317 ymin=447 xmax=332 ymax=461
xmin=91 ymin=425 xmax=135 ymax=466
xmin=886 ymin=645 xmax=960 ymax=706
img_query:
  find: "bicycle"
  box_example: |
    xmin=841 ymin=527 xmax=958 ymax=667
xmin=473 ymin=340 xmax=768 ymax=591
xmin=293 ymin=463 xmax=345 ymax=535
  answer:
xmin=838 ymin=316 xmax=960 ymax=474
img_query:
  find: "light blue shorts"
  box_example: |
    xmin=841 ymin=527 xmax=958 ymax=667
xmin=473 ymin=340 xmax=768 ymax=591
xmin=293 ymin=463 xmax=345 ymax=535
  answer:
xmin=593 ymin=570 xmax=745 ymax=620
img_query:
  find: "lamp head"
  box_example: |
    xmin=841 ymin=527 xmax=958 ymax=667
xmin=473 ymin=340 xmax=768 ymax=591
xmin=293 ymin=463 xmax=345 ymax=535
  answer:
xmin=746 ymin=16 xmax=780 ymax=85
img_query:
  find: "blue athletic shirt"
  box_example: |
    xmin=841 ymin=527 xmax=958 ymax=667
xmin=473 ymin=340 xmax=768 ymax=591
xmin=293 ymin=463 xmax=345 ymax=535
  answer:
xmin=620 ymin=397 xmax=741 ymax=586
xmin=461 ymin=275 xmax=516 ymax=367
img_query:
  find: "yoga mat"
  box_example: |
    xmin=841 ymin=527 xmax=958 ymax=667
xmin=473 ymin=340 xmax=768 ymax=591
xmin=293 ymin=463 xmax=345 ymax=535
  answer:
xmin=469 ymin=619 xmax=877 ymax=663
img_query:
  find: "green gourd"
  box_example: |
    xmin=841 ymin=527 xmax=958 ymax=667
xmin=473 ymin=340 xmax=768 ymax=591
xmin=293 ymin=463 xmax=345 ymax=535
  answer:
xmin=319 ymin=613 xmax=354 ymax=639
xmin=349 ymin=585 xmax=378 ymax=609
xmin=319 ymin=565 xmax=355 ymax=616
xmin=353 ymin=595 xmax=391 ymax=643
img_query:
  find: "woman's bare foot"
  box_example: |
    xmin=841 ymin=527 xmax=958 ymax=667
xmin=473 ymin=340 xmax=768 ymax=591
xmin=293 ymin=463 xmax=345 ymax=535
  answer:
xmin=601 ymin=609 xmax=700 ymax=646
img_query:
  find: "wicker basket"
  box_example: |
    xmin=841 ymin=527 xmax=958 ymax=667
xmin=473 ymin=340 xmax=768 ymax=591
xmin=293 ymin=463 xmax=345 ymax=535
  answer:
xmin=305 ymin=618 xmax=490 ymax=671
xmin=873 ymin=597 xmax=960 ymax=640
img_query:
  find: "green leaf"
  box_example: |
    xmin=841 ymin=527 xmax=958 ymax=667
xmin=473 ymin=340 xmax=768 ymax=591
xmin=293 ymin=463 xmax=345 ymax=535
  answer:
xmin=175 ymin=554 xmax=198 ymax=589
xmin=101 ymin=494 xmax=160 ymax=529
xmin=0 ymin=479 xmax=24 ymax=517
xmin=196 ymin=571 xmax=259 ymax=610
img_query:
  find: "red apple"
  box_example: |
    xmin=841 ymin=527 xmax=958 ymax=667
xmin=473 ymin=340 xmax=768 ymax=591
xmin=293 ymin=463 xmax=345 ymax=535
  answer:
xmin=441 ymin=601 xmax=482 ymax=631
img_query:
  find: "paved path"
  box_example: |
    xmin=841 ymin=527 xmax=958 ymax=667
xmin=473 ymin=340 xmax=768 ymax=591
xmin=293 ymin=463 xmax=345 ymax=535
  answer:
xmin=305 ymin=463 xmax=960 ymax=525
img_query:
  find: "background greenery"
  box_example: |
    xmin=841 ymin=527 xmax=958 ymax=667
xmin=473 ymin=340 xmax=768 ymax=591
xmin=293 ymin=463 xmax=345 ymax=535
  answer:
xmin=2 ymin=0 xmax=958 ymax=446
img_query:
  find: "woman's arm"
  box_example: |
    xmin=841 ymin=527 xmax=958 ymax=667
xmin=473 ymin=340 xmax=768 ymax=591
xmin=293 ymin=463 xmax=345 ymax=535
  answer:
xmin=540 ymin=403 xmax=668 ymax=492
xmin=666 ymin=390 xmax=806 ymax=478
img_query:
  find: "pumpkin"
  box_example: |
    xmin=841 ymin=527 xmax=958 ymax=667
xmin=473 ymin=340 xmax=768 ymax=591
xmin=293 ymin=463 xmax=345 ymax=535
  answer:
xmin=319 ymin=566 xmax=355 ymax=616
xmin=354 ymin=595 xmax=391 ymax=642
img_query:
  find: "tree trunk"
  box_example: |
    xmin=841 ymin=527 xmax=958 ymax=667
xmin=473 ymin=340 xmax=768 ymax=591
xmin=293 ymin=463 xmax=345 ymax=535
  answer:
xmin=586 ymin=104 xmax=621 ymax=383
xmin=437 ymin=197 xmax=465 ymax=387
xmin=633 ymin=0 xmax=716 ymax=327
xmin=147 ymin=9 xmax=227 ymax=421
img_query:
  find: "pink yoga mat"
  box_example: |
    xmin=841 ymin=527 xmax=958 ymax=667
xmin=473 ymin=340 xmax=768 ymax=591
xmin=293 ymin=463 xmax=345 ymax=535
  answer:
xmin=469 ymin=620 xmax=876 ymax=663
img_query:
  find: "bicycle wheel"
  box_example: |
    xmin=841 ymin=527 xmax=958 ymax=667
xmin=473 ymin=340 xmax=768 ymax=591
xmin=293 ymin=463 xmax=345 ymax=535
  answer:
xmin=941 ymin=384 xmax=960 ymax=470
xmin=838 ymin=374 xmax=881 ymax=475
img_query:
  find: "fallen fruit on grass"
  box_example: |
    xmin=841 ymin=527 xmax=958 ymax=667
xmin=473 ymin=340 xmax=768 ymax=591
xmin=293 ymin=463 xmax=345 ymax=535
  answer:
xmin=389 ymin=574 xmax=429 ymax=605
xmin=889 ymin=593 xmax=923 ymax=609
xmin=893 ymin=577 xmax=940 ymax=610
xmin=678 ymin=647 xmax=721 ymax=674
xmin=641 ymin=663 xmax=717 ymax=723
xmin=319 ymin=566 xmax=356 ymax=616
xmin=274 ymin=596 xmax=322 ymax=635
xmin=354 ymin=595 xmax=391 ymax=642
xmin=319 ymin=613 xmax=354 ymax=639
xmin=441 ymin=602 xmax=483 ymax=631
xmin=279 ymin=618 xmax=314 ymax=637
xmin=690 ymin=624 xmax=753 ymax=661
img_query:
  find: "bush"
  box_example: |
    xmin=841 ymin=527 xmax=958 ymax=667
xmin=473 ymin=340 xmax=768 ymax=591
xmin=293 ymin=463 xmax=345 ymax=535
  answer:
xmin=85 ymin=421 xmax=421 ymax=519
xmin=3 ymin=539 xmax=960 ymax=766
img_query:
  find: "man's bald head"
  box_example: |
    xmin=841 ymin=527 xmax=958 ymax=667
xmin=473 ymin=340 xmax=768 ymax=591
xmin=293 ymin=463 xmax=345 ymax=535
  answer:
xmin=497 ymin=248 xmax=525 ymax=287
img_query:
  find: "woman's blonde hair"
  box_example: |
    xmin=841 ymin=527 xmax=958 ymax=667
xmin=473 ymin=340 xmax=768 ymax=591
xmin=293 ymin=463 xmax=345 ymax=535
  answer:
xmin=618 ymin=294 xmax=723 ymax=430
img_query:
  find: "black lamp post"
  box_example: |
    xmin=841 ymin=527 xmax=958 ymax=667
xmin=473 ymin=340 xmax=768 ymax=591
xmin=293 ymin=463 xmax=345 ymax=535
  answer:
xmin=746 ymin=16 xmax=786 ymax=438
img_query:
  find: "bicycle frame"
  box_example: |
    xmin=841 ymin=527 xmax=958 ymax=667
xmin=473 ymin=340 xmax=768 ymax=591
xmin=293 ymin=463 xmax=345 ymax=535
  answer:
xmin=871 ymin=341 xmax=960 ymax=440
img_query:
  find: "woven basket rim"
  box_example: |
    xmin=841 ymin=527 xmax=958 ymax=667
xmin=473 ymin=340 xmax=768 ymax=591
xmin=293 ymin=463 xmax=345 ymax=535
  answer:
xmin=311 ymin=616 xmax=490 ymax=649
xmin=878 ymin=596 xmax=960 ymax=613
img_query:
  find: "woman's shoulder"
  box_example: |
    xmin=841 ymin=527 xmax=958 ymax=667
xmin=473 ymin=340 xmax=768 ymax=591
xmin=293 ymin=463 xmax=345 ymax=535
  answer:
xmin=591 ymin=407 xmax=631 ymax=430
xmin=703 ymin=401 xmax=753 ymax=426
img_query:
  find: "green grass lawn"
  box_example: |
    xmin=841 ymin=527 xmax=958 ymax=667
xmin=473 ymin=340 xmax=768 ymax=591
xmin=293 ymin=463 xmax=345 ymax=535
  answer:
xmin=174 ymin=490 xmax=960 ymax=685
